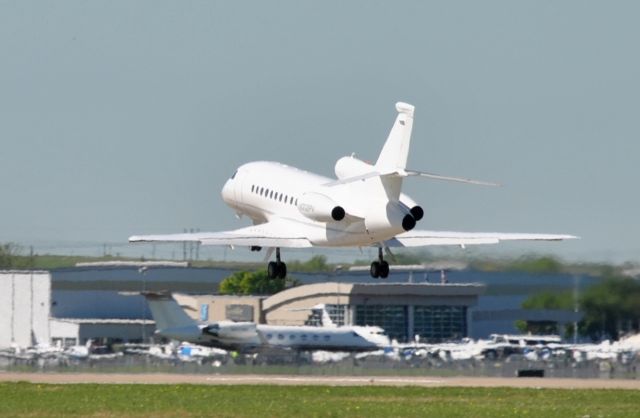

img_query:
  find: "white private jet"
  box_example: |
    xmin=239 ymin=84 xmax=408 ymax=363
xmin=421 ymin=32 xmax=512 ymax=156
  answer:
xmin=145 ymin=293 xmax=390 ymax=352
xmin=130 ymin=102 xmax=577 ymax=279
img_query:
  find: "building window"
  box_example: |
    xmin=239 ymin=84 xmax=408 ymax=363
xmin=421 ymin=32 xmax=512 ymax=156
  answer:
xmin=413 ymin=305 xmax=467 ymax=343
xmin=326 ymin=304 xmax=346 ymax=326
xmin=355 ymin=305 xmax=408 ymax=343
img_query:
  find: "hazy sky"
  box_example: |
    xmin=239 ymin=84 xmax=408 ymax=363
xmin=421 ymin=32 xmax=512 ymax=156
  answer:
xmin=1 ymin=1 xmax=639 ymax=262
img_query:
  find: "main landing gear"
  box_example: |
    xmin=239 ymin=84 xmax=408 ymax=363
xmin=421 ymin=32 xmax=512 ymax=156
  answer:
xmin=267 ymin=247 xmax=287 ymax=279
xmin=370 ymin=247 xmax=390 ymax=279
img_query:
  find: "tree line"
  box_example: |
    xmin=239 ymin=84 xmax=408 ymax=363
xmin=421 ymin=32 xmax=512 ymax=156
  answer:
xmin=518 ymin=275 xmax=640 ymax=341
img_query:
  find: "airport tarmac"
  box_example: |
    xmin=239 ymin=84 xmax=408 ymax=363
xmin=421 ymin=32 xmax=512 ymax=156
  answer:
xmin=1 ymin=372 xmax=640 ymax=389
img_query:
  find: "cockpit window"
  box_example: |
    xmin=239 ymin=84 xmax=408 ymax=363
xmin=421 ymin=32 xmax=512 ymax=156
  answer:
xmin=230 ymin=171 xmax=237 ymax=180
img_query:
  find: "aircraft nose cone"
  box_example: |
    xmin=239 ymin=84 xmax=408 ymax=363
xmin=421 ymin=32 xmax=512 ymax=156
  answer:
xmin=221 ymin=179 xmax=233 ymax=202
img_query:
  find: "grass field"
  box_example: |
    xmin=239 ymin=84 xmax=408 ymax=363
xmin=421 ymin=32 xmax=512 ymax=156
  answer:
xmin=1 ymin=382 xmax=639 ymax=417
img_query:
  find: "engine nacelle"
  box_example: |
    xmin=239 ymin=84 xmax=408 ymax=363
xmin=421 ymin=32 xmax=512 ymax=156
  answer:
xmin=399 ymin=193 xmax=424 ymax=221
xmin=334 ymin=155 xmax=374 ymax=180
xmin=365 ymin=201 xmax=416 ymax=233
xmin=297 ymin=192 xmax=345 ymax=222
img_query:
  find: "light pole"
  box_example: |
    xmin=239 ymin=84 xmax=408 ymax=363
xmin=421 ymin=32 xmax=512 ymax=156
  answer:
xmin=139 ymin=266 xmax=149 ymax=343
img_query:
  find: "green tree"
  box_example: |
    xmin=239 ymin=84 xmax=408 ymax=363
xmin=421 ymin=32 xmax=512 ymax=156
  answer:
xmin=505 ymin=256 xmax=564 ymax=274
xmin=517 ymin=291 xmax=574 ymax=336
xmin=286 ymin=255 xmax=332 ymax=272
xmin=520 ymin=277 xmax=640 ymax=341
xmin=579 ymin=276 xmax=640 ymax=341
xmin=218 ymin=270 xmax=300 ymax=295
xmin=0 ymin=243 xmax=21 ymax=269
xmin=521 ymin=291 xmax=573 ymax=310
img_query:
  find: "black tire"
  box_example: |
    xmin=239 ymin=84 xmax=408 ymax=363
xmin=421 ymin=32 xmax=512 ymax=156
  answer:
xmin=277 ymin=262 xmax=287 ymax=279
xmin=267 ymin=261 xmax=278 ymax=278
xmin=370 ymin=261 xmax=380 ymax=278
xmin=380 ymin=261 xmax=390 ymax=279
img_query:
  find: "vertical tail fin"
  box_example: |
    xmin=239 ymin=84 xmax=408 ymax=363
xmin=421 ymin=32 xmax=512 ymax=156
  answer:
xmin=144 ymin=293 xmax=197 ymax=331
xmin=375 ymin=102 xmax=415 ymax=172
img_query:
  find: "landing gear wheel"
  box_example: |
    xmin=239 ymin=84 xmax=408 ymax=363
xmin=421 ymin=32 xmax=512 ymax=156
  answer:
xmin=370 ymin=247 xmax=390 ymax=279
xmin=267 ymin=261 xmax=278 ymax=279
xmin=379 ymin=261 xmax=389 ymax=279
xmin=370 ymin=261 xmax=381 ymax=278
xmin=267 ymin=248 xmax=288 ymax=279
xmin=277 ymin=262 xmax=287 ymax=279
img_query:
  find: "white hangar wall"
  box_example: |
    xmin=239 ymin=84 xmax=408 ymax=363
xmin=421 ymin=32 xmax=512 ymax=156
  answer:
xmin=0 ymin=271 xmax=51 ymax=348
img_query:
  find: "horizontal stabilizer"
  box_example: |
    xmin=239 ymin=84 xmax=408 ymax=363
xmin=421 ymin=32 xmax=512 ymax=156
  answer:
xmin=404 ymin=170 xmax=501 ymax=187
xmin=324 ymin=169 xmax=499 ymax=187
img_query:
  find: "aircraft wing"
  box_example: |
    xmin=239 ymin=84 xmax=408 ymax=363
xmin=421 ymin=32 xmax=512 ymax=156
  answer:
xmin=386 ymin=230 xmax=578 ymax=248
xmin=129 ymin=221 xmax=313 ymax=248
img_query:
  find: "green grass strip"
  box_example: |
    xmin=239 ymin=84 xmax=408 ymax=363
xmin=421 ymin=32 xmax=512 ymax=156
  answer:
xmin=1 ymin=382 xmax=639 ymax=417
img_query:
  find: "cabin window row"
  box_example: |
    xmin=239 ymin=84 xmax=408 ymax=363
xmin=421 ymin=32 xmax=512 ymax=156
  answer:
xmin=251 ymin=184 xmax=298 ymax=206
xmin=265 ymin=333 xmax=331 ymax=342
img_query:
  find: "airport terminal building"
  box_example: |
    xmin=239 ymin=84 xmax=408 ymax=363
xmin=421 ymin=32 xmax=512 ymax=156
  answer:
xmin=0 ymin=264 xmax=589 ymax=347
xmin=175 ymin=282 xmax=483 ymax=343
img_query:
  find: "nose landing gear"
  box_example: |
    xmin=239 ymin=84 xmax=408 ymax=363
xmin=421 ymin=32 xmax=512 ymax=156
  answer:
xmin=370 ymin=247 xmax=389 ymax=279
xmin=267 ymin=247 xmax=287 ymax=279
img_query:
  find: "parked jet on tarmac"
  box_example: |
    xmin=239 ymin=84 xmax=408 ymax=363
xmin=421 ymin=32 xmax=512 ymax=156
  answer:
xmin=144 ymin=293 xmax=390 ymax=352
xmin=130 ymin=102 xmax=577 ymax=278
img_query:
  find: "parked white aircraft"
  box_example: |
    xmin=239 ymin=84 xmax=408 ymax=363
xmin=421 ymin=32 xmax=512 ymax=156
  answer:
xmin=145 ymin=293 xmax=390 ymax=352
xmin=130 ymin=102 xmax=577 ymax=278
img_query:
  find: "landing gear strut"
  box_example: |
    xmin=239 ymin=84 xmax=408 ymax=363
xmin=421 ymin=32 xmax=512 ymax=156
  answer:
xmin=267 ymin=247 xmax=287 ymax=279
xmin=370 ymin=247 xmax=390 ymax=279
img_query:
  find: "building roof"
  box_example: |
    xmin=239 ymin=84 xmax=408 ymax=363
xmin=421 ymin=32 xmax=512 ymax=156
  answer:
xmin=52 ymin=318 xmax=155 ymax=325
xmin=263 ymin=281 xmax=486 ymax=312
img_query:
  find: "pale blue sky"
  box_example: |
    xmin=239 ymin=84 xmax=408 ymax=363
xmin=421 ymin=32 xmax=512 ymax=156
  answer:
xmin=1 ymin=1 xmax=638 ymax=262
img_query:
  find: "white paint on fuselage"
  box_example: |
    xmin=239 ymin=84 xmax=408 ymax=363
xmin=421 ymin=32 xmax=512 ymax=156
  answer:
xmin=221 ymin=161 xmax=414 ymax=247
xmin=258 ymin=324 xmax=389 ymax=351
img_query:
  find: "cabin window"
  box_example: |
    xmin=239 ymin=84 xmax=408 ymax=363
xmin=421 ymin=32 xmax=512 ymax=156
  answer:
xmin=301 ymin=334 xmax=307 ymax=341
xmin=230 ymin=171 xmax=237 ymax=179
xmin=251 ymin=185 xmax=255 ymax=193
xmin=260 ymin=187 xmax=264 ymax=195
xmin=295 ymin=198 xmax=298 ymax=206
xmin=289 ymin=334 xmax=295 ymax=340
xmin=324 ymin=335 xmax=330 ymax=341
xmin=279 ymin=194 xmax=283 ymax=202
xmin=266 ymin=334 xmax=273 ymax=340
xmin=269 ymin=191 xmax=274 ymax=199
xmin=278 ymin=334 xmax=284 ymax=340
xmin=312 ymin=335 xmax=319 ymax=341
